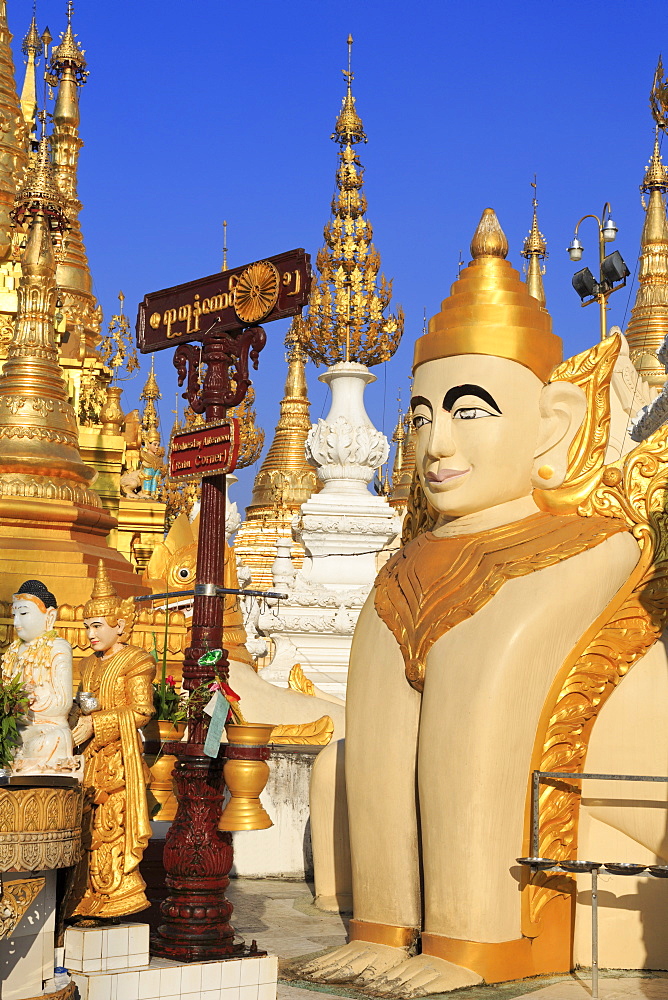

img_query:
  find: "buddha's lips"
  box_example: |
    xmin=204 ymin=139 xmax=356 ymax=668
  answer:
xmin=427 ymin=468 xmax=469 ymax=483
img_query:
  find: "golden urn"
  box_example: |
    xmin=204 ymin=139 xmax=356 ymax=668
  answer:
xmin=218 ymin=722 xmax=274 ymax=832
xmin=143 ymin=720 xmax=187 ymax=822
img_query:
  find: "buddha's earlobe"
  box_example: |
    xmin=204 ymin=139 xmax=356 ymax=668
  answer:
xmin=531 ymin=380 xmax=586 ymax=489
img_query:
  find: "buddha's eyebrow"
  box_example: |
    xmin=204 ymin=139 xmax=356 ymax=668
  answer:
xmin=410 ymin=395 xmax=432 ymax=413
xmin=442 ymin=384 xmax=502 ymax=413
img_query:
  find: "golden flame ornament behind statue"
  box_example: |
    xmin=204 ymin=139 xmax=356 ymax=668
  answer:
xmin=67 ymin=560 xmax=156 ymax=920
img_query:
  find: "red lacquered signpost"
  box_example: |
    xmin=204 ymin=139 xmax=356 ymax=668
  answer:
xmin=136 ymin=250 xmax=310 ymax=961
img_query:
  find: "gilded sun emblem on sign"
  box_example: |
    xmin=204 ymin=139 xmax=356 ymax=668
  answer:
xmin=233 ymin=261 xmax=280 ymax=324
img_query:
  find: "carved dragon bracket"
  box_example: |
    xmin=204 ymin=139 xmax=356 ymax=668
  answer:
xmin=173 ymin=323 xmax=267 ymax=419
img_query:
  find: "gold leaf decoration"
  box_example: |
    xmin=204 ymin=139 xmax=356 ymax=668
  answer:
xmin=271 ymin=715 xmax=334 ymax=746
xmin=525 ymin=422 xmax=668 ymax=933
xmin=288 ymin=663 xmax=316 ymax=696
xmin=0 ymin=877 xmax=45 ymax=940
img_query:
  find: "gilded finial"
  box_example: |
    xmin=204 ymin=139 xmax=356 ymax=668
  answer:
xmin=332 ymin=34 xmax=367 ymax=145
xmin=300 ymin=39 xmax=403 ymax=367
xmin=47 ymin=0 xmax=87 ymax=83
xmin=222 ymin=219 xmax=228 ymax=272
xmin=521 ymin=178 xmax=548 ymax=305
xmin=642 ymin=127 xmax=668 ymax=194
xmin=22 ymin=13 xmax=41 ymax=58
xmin=470 ymin=208 xmax=509 ymax=259
xmin=625 ymin=123 xmax=668 ymax=388
xmin=650 ymin=55 xmax=668 ymax=131
xmin=12 ymin=118 xmax=68 ymax=235
xmin=140 ymin=356 xmax=162 ymax=440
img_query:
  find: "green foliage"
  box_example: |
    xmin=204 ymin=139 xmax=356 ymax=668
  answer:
xmin=152 ymin=673 xmax=187 ymax=724
xmin=0 ymin=672 xmax=29 ymax=770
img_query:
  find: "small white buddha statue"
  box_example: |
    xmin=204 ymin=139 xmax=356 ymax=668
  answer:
xmin=1 ymin=579 xmax=80 ymax=776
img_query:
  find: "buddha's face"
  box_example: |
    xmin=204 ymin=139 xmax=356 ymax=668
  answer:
xmin=83 ymin=616 xmax=125 ymax=655
xmin=12 ymin=598 xmax=49 ymax=643
xmin=411 ymin=354 xmax=546 ymax=519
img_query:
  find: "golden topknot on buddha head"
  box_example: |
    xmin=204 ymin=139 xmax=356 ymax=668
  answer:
xmin=409 ymin=208 xmax=622 ymax=526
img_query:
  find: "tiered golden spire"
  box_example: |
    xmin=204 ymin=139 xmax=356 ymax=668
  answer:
xmin=19 ymin=10 xmax=40 ymax=128
xmin=625 ymin=123 xmax=668 ymax=388
xmin=520 ymin=180 xmax=548 ymax=306
xmin=388 ymin=394 xmax=417 ymax=512
xmin=234 ymin=327 xmax=318 ymax=589
xmin=46 ymin=1 xmax=101 ymax=370
xmin=0 ymin=127 xmax=96 ymax=505
xmin=0 ymin=2 xmax=28 ymax=263
xmin=296 ymin=36 xmax=404 ymax=367
xmin=140 ymin=357 xmax=161 ymax=444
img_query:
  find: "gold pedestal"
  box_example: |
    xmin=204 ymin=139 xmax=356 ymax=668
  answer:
xmin=143 ymin=720 xmax=187 ymax=822
xmin=218 ymin=722 xmax=274 ymax=832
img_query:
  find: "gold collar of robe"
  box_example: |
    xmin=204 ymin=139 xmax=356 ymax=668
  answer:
xmin=375 ymin=511 xmax=628 ymax=692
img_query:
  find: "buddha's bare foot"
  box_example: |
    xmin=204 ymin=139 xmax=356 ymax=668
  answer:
xmin=365 ymin=954 xmax=482 ymax=998
xmin=289 ymin=941 xmax=409 ymax=984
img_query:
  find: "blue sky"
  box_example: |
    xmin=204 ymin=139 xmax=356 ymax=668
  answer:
xmin=7 ymin=0 xmax=668 ymax=511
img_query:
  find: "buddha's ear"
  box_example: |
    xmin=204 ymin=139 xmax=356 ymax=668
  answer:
xmin=531 ymin=380 xmax=587 ymax=489
xmin=115 ymin=617 xmax=126 ymax=637
xmin=45 ymin=607 xmax=57 ymax=630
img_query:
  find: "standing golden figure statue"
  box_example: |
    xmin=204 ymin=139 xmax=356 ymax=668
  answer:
xmin=303 ymin=209 xmax=668 ymax=996
xmin=67 ymin=561 xmax=156 ymax=920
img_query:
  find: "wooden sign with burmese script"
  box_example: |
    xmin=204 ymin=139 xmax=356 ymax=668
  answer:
xmin=169 ymin=419 xmax=240 ymax=480
xmin=136 ymin=248 xmax=311 ymax=353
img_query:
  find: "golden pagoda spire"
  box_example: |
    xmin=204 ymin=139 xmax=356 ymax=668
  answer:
xmin=0 ymin=126 xmax=96 ymax=503
xmin=20 ymin=8 xmax=40 ymax=129
xmin=299 ymin=36 xmax=404 ymax=367
xmin=520 ymin=178 xmax=548 ymax=305
xmin=46 ymin=1 xmax=100 ymax=365
xmin=234 ymin=325 xmax=319 ymax=589
xmin=625 ymin=126 xmax=668 ymax=388
xmin=0 ymin=1 xmax=29 ymax=262
xmin=140 ymin=356 xmax=161 ymax=442
xmin=388 ymin=391 xmax=417 ymax=512
xmin=391 ymin=398 xmax=405 ymax=483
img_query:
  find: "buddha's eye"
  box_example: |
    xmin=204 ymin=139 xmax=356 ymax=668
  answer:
xmin=453 ymin=407 xmax=494 ymax=420
xmin=412 ymin=414 xmax=431 ymax=431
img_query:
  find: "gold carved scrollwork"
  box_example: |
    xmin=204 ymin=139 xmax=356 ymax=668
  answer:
xmin=287 ymin=663 xmax=316 ymax=696
xmin=526 ymin=422 xmax=668 ymax=933
xmin=535 ymin=333 xmax=621 ymax=515
xmin=0 ymin=877 xmax=45 ymax=940
xmin=271 ymin=715 xmax=334 ymax=746
xmin=0 ymin=787 xmax=83 ymax=872
xmin=233 ymin=261 xmax=280 ymax=324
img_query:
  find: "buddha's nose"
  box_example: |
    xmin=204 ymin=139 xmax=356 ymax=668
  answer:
xmin=427 ymin=410 xmax=456 ymax=459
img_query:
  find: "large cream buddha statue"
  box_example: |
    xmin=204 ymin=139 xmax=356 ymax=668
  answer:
xmin=299 ymin=209 xmax=668 ymax=996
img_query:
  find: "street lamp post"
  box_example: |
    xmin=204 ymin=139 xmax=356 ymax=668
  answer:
xmin=567 ymin=203 xmax=629 ymax=341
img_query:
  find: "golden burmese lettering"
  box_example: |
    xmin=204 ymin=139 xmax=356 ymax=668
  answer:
xmin=155 ymin=267 xmax=301 ymax=338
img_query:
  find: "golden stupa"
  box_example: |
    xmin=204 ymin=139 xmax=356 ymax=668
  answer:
xmin=233 ymin=328 xmax=318 ymax=589
xmin=0 ymin=120 xmax=142 ymax=602
xmin=388 ymin=402 xmax=416 ymax=513
xmin=625 ymin=129 xmax=668 ymax=388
